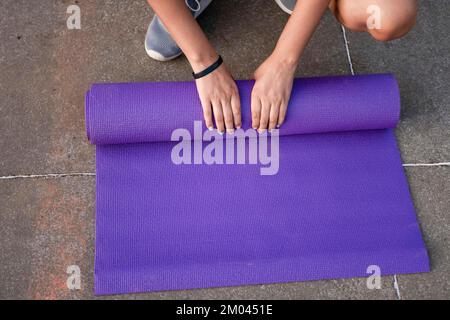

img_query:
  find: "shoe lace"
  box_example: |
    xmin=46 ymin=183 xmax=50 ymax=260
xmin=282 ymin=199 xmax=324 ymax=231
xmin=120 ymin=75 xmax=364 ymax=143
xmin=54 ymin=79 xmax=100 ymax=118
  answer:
xmin=185 ymin=0 xmax=201 ymax=12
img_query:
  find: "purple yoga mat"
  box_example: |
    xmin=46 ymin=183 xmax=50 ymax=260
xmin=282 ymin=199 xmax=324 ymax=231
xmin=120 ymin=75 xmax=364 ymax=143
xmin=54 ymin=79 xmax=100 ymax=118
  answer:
xmin=86 ymin=74 xmax=429 ymax=295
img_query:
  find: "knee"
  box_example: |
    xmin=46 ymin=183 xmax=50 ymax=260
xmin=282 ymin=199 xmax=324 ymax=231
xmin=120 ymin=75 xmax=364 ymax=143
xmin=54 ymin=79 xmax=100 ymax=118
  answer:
xmin=335 ymin=0 xmax=417 ymax=42
xmin=334 ymin=0 xmax=369 ymax=32
xmin=369 ymin=1 xmax=417 ymax=41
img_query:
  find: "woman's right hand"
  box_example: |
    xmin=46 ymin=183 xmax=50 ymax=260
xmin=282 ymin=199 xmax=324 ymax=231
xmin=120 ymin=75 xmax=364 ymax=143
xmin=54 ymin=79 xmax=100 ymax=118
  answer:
xmin=194 ymin=63 xmax=241 ymax=134
xmin=147 ymin=0 xmax=241 ymax=133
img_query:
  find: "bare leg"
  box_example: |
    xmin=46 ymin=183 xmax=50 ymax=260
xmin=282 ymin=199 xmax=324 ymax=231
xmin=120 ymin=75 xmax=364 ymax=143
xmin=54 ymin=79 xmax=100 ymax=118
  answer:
xmin=330 ymin=0 xmax=417 ymax=41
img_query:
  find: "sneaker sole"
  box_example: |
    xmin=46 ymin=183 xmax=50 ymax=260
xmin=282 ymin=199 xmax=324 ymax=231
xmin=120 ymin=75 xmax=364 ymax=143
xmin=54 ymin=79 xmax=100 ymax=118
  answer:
xmin=274 ymin=0 xmax=293 ymax=14
xmin=145 ymin=44 xmax=183 ymax=62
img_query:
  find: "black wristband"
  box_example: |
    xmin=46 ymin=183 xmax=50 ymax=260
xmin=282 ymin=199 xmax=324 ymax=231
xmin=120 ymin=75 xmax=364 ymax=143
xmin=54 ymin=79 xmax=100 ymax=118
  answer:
xmin=192 ymin=55 xmax=223 ymax=80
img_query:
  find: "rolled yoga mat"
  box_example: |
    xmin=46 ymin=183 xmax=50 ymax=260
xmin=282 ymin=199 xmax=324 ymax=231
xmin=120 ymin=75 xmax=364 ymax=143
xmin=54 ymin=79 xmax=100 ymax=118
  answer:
xmin=86 ymin=74 xmax=429 ymax=295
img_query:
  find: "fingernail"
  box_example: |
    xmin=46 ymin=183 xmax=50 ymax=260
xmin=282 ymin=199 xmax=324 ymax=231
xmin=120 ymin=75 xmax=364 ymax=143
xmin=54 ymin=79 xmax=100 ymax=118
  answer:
xmin=208 ymin=127 xmax=214 ymax=131
xmin=258 ymin=129 xmax=266 ymax=134
xmin=226 ymin=129 xmax=235 ymax=134
xmin=276 ymin=124 xmax=281 ymax=128
xmin=236 ymin=125 xmax=241 ymax=129
xmin=217 ymin=130 xmax=224 ymax=135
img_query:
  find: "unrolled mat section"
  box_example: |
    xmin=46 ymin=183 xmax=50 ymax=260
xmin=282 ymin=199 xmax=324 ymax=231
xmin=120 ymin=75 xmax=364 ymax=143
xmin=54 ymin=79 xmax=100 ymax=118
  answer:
xmin=86 ymin=74 xmax=429 ymax=295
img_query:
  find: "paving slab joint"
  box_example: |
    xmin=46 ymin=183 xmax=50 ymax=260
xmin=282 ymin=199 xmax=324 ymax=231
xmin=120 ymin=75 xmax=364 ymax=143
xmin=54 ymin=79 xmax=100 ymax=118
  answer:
xmin=340 ymin=25 xmax=355 ymax=75
xmin=393 ymin=275 xmax=402 ymax=300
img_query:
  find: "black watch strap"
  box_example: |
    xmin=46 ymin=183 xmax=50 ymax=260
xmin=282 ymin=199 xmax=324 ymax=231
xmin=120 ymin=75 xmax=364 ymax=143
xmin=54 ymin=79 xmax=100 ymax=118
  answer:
xmin=192 ymin=55 xmax=223 ymax=80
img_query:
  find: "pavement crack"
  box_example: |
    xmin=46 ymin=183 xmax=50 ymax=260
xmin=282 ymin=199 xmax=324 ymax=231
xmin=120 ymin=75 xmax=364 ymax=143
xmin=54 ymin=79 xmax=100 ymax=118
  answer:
xmin=403 ymin=162 xmax=450 ymax=167
xmin=340 ymin=25 xmax=355 ymax=75
xmin=0 ymin=162 xmax=449 ymax=180
xmin=393 ymin=275 xmax=402 ymax=300
xmin=0 ymin=173 xmax=96 ymax=180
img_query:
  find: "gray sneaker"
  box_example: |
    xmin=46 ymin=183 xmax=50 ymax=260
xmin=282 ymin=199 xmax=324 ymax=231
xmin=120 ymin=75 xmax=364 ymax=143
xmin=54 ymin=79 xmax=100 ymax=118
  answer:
xmin=145 ymin=0 xmax=213 ymax=61
xmin=274 ymin=0 xmax=297 ymax=14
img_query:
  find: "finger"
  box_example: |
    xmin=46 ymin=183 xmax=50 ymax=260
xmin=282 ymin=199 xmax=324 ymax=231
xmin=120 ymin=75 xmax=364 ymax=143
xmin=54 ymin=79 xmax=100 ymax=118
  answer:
xmin=222 ymin=98 xmax=235 ymax=133
xmin=269 ymin=102 xmax=280 ymax=131
xmin=258 ymin=100 xmax=270 ymax=133
xmin=212 ymin=100 xmax=225 ymax=134
xmin=251 ymin=94 xmax=261 ymax=129
xmin=278 ymin=100 xmax=288 ymax=127
xmin=200 ymin=97 xmax=214 ymax=130
xmin=231 ymin=93 xmax=242 ymax=129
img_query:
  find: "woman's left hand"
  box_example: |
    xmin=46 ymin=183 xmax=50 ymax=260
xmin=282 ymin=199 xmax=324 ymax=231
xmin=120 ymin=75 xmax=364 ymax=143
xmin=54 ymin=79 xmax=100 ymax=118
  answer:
xmin=251 ymin=53 xmax=297 ymax=132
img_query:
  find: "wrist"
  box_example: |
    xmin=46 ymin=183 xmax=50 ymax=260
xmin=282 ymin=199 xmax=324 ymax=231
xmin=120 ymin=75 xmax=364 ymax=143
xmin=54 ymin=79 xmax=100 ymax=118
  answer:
xmin=188 ymin=51 xmax=219 ymax=73
xmin=192 ymin=56 xmax=223 ymax=80
xmin=272 ymin=41 xmax=302 ymax=71
xmin=271 ymin=50 xmax=299 ymax=73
